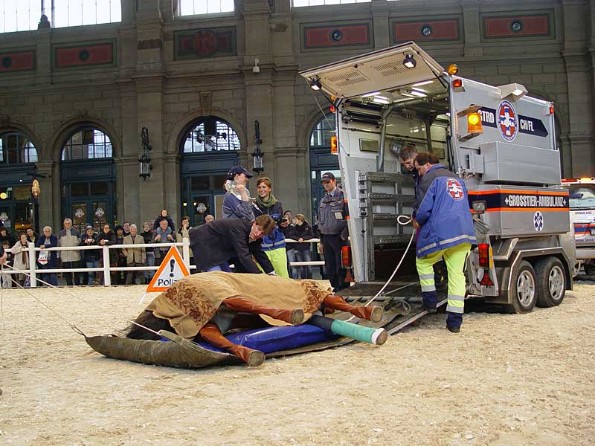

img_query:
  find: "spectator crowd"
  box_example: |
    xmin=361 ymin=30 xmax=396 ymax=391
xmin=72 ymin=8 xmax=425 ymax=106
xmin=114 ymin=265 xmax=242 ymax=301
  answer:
xmin=0 ymin=176 xmax=324 ymax=287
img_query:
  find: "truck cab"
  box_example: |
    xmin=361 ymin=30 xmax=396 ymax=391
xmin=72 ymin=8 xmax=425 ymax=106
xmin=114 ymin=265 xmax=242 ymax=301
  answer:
xmin=300 ymin=42 xmax=575 ymax=313
xmin=562 ymin=177 xmax=595 ymax=275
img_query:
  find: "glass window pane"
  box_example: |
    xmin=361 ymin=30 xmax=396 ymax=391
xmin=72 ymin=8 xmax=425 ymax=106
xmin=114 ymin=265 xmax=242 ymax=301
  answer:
xmin=293 ymin=0 xmax=370 ymax=6
xmin=179 ymin=0 xmax=234 ymax=15
xmin=191 ymin=176 xmax=210 ymax=191
xmin=181 ymin=116 xmax=241 ymax=153
xmin=90 ymin=181 xmax=108 ymax=195
xmin=62 ymin=128 xmax=113 ymax=160
xmin=70 ymin=183 xmax=88 ymax=197
xmin=0 ymin=132 xmax=38 ymax=165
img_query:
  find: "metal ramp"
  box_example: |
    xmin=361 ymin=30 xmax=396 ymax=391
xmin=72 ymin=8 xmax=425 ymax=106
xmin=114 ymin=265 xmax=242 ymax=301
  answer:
xmin=357 ymin=171 xmax=416 ymax=280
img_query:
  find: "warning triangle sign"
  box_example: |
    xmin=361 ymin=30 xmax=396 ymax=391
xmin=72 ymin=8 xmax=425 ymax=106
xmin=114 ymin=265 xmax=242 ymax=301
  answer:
xmin=146 ymin=246 xmax=191 ymax=292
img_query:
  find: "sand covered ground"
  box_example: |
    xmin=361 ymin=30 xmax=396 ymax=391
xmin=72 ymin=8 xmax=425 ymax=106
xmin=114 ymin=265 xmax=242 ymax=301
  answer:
xmin=0 ymin=279 xmax=594 ymax=445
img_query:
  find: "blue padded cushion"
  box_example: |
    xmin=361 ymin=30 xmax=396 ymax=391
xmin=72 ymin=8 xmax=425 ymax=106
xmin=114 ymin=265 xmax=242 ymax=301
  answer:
xmin=196 ymin=324 xmax=337 ymax=354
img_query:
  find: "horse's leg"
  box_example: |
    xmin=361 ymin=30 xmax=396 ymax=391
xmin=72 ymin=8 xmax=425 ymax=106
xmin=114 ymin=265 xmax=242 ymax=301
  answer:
xmin=322 ymin=295 xmax=383 ymax=322
xmin=199 ymin=322 xmax=265 ymax=367
xmin=223 ymin=296 xmax=304 ymax=325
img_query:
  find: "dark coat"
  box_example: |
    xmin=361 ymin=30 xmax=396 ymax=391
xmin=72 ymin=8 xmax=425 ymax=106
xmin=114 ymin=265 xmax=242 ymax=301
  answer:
xmin=35 ymin=234 xmax=58 ymax=267
xmin=80 ymin=233 xmax=100 ymax=261
xmin=189 ymin=218 xmax=265 ymax=274
xmin=153 ymin=215 xmax=175 ymax=232
xmin=97 ymin=230 xmax=117 ymax=265
xmin=291 ymin=221 xmax=314 ymax=253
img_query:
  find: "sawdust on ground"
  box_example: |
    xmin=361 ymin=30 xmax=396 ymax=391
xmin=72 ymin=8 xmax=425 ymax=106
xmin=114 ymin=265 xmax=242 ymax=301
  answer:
xmin=0 ymin=280 xmax=593 ymax=446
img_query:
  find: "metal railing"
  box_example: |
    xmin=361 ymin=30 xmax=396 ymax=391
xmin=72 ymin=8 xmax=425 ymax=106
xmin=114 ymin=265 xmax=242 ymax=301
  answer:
xmin=2 ymin=238 xmax=325 ymax=287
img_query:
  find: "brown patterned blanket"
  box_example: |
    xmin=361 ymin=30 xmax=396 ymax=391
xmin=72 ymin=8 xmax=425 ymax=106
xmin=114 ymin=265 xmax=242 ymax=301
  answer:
xmin=145 ymin=272 xmax=333 ymax=338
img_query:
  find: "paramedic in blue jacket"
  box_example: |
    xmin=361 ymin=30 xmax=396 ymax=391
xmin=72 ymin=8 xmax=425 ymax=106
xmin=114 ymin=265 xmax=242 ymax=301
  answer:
xmin=317 ymin=172 xmax=350 ymax=292
xmin=412 ymin=153 xmax=476 ymax=333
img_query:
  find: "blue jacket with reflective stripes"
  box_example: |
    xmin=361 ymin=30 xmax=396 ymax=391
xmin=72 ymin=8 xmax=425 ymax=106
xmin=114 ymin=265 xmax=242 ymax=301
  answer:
xmin=415 ymin=168 xmax=476 ymax=258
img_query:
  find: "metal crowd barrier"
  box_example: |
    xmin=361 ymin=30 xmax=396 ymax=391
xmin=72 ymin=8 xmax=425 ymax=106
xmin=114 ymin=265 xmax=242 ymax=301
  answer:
xmin=1 ymin=238 xmax=325 ymax=287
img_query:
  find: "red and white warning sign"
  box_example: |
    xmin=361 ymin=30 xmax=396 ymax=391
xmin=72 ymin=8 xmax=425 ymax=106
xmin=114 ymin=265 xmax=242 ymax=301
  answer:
xmin=146 ymin=246 xmax=190 ymax=292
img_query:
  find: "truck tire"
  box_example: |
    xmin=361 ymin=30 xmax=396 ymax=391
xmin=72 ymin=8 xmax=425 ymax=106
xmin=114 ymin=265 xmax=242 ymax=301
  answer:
xmin=508 ymin=260 xmax=537 ymax=314
xmin=535 ymin=257 xmax=566 ymax=308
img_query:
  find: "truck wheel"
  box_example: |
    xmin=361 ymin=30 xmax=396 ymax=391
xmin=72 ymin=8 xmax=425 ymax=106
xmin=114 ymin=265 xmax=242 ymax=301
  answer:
xmin=535 ymin=257 xmax=566 ymax=308
xmin=508 ymin=260 xmax=537 ymax=314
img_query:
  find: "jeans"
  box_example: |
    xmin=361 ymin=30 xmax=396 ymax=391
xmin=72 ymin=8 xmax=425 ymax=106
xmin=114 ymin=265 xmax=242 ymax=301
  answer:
xmin=85 ymin=259 xmax=99 ymax=285
xmin=144 ymin=251 xmax=156 ymax=282
xmin=286 ymin=249 xmax=296 ymax=278
xmin=63 ymin=260 xmax=84 ymax=285
xmin=292 ymin=249 xmax=312 ymax=279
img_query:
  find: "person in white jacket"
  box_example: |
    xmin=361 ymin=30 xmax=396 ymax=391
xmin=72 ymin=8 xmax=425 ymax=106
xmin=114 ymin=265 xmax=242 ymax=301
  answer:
xmin=11 ymin=232 xmax=31 ymax=286
xmin=58 ymin=218 xmax=83 ymax=286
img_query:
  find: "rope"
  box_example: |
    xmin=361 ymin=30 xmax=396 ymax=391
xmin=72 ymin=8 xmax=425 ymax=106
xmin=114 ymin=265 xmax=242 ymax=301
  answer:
xmin=346 ymin=216 xmax=417 ymax=321
xmin=0 ymin=263 xmax=88 ymax=337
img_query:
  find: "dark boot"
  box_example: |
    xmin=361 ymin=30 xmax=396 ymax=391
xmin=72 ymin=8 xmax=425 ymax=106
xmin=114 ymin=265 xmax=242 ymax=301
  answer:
xmin=323 ymin=295 xmax=383 ymax=322
xmin=223 ymin=296 xmax=304 ymax=325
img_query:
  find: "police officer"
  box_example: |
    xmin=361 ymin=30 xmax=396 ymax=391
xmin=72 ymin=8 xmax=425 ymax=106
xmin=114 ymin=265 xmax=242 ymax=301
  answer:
xmin=412 ymin=153 xmax=476 ymax=333
xmin=317 ymin=172 xmax=350 ymax=292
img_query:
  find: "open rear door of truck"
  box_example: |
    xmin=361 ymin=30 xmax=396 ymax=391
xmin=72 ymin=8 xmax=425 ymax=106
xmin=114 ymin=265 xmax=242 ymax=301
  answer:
xmin=299 ymin=41 xmax=444 ymax=99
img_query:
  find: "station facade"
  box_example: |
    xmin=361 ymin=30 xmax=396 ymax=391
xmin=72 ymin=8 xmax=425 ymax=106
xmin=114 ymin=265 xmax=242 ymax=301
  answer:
xmin=0 ymin=0 xmax=593 ymax=233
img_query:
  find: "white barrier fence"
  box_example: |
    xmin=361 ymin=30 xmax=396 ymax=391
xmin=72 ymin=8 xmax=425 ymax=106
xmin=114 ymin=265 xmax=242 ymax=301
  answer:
xmin=1 ymin=238 xmax=324 ymax=287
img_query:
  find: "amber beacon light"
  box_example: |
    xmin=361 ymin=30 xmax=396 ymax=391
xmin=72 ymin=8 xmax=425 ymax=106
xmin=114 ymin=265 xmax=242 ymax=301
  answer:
xmin=467 ymin=112 xmax=483 ymax=134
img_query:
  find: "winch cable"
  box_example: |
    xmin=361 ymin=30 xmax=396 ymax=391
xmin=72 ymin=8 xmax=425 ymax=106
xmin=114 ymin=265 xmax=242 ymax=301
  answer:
xmin=345 ymin=215 xmax=417 ymax=322
xmin=0 ymin=263 xmax=91 ymax=337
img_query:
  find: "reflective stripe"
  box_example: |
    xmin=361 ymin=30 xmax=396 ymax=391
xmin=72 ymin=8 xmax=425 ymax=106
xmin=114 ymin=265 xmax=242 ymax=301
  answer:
xmin=446 ymin=294 xmax=464 ymax=313
xmin=419 ymin=274 xmax=434 ymax=281
xmin=417 ymin=242 xmax=437 ymax=255
xmin=421 ymin=284 xmax=436 ymax=292
xmin=418 ymin=236 xmax=476 ymax=256
xmin=441 ymin=234 xmax=477 ymax=245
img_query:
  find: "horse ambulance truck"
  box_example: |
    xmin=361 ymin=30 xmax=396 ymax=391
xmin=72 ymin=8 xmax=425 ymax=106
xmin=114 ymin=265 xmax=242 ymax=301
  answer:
xmin=562 ymin=177 xmax=595 ymax=275
xmin=300 ymin=42 xmax=575 ymax=313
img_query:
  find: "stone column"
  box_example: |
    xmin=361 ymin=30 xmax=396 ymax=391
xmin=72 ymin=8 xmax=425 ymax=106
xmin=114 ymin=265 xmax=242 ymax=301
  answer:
xmin=371 ymin=0 xmax=390 ymax=50
xmin=132 ymin=0 xmax=177 ymax=223
xmin=461 ymin=0 xmax=483 ymax=57
xmin=562 ymin=0 xmax=594 ymax=177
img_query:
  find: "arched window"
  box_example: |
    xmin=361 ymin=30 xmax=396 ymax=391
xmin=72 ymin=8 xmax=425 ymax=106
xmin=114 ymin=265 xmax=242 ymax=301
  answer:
xmin=308 ymin=114 xmax=340 ymax=219
xmin=61 ymin=127 xmax=113 ymax=160
xmin=309 ymin=115 xmax=335 ymax=148
xmin=60 ymin=126 xmax=116 ymax=232
xmin=182 ymin=116 xmax=241 ymax=153
xmin=179 ymin=116 xmax=241 ymax=225
xmin=0 ymin=131 xmax=38 ymax=164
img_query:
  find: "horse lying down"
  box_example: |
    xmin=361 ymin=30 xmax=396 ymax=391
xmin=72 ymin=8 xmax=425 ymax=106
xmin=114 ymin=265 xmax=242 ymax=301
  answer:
xmin=125 ymin=272 xmax=386 ymax=366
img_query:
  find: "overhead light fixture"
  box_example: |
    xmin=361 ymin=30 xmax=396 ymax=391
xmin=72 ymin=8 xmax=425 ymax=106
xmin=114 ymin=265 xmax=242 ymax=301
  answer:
xmin=310 ymin=76 xmax=322 ymax=91
xmin=402 ymin=54 xmax=416 ymax=69
xmin=413 ymin=80 xmax=433 ymax=87
xmin=498 ymin=83 xmax=528 ymax=101
xmin=372 ymin=96 xmax=390 ymax=105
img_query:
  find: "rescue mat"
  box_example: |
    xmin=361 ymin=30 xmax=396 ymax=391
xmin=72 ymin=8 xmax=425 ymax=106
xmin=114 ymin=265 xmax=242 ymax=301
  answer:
xmin=85 ymin=302 xmax=406 ymax=369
